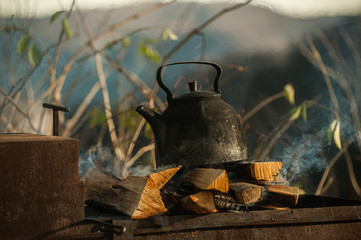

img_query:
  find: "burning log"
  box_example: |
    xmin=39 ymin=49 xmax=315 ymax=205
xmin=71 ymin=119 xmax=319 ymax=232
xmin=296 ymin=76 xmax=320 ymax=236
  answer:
xmin=183 ymin=168 xmax=229 ymax=193
xmin=229 ymin=182 xmax=265 ymax=204
xmin=179 ymin=191 xmax=218 ymax=214
xmin=264 ymin=184 xmax=300 ymax=206
xmin=84 ymin=166 xmax=182 ymax=219
xmin=236 ymin=161 xmax=283 ymax=182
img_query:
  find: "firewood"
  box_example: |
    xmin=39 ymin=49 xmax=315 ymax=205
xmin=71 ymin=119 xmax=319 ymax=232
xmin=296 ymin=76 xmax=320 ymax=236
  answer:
xmin=179 ymin=191 xmax=218 ymax=214
xmin=213 ymin=191 xmax=247 ymax=211
xmin=236 ymin=162 xmax=283 ymax=181
xmin=229 ymin=182 xmax=265 ymax=204
xmin=84 ymin=168 xmax=167 ymax=219
xmin=183 ymin=168 xmax=229 ymax=193
xmin=265 ymin=184 xmax=300 ymax=206
xmin=148 ymin=165 xmax=182 ymax=189
xmin=250 ymin=174 xmax=286 ymax=186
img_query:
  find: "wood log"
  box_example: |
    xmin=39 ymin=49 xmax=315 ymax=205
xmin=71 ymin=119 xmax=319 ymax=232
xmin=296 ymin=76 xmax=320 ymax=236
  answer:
xmin=84 ymin=168 xmax=167 ymax=219
xmin=265 ymin=184 xmax=300 ymax=206
xmin=148 ymin=165 xmax=182 ymax=189
xmin=183 ymin=168 xmax=229 ymax=193
xmin=236 ymin=162 xmax=283 ymax=181
xmin=251 ymin=174 xmax=286 ymax=185
xmin=229 ymin=182 xmax=265 ymax=204
xmin=179 ymin=191 xmax=218 ymax=214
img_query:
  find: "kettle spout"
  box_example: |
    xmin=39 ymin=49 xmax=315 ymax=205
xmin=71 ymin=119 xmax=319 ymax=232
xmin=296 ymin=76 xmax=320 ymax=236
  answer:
xmin=136 ymin=105 xmax=166 ymax=156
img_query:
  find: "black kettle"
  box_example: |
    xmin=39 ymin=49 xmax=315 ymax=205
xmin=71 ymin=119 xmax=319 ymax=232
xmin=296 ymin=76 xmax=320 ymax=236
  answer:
xmin=136 ymin=61 xmax=247 ymax=168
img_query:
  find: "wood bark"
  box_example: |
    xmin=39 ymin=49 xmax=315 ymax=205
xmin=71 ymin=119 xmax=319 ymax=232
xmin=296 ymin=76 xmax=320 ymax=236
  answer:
xmin=84 ymin=166 xmax=182 ymax=219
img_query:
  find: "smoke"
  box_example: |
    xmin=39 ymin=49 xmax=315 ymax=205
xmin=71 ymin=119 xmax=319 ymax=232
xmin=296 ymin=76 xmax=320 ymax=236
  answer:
xmin=78 ymin=145 xmax=126 ymax=179
xmin=276 ymin=132 xmax=327 ymax=186
xmin=78 ymin=144 xmax=177 ymax=179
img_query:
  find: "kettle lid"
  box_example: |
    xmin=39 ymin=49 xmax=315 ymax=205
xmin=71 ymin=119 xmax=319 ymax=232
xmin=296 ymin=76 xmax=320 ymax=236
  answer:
xmin=174 ymin=82 xmax=220 ymax=102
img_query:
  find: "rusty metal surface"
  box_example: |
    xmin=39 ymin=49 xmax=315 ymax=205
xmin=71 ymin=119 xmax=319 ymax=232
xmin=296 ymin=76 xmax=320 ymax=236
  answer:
xmin=128 ymin=195 xmax=361 ymax=240
xmin=34 ymin=218 xmax=131 ymax=240
xmin=133 ymin=221 xmax=361 ymax=240
xmin=25 ymin=195 xmax=360 ymax=239
xmin=113 ymin=218 xmax=134 ymax=240
xmin=132 ymin=206 xmax=361 ymax=235
xmin=0 ymin=133 xmax=84 ymax=239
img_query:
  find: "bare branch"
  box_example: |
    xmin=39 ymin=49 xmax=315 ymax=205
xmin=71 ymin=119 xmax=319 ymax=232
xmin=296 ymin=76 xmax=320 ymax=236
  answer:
xmin=149 ymin=0 xmax=252 ymax=103
xmin=125 ymin=143 xmax=155 ymax=169
xmin=0 ymin=88 xmax=38 ymax=132
xmin=242 ymin=91 xmax=285 ymax=124
xmin=315 ymin=142 xmax=351 ymax=195
xmin=80 ymin=12 xmax=126 ymax=178
xmin=257 ymin=96 xmax=321 ymax=161
xmin=102 ymin=53 xmax=164 ymax=109
xmin=125 ymin=118 xmax=146 ymax=162
xmin=162 ymin=0 xmax=252 ymax=63
xmin=53 ymin=1 xmax=175 ymax=102
xmin=344 ymin=144 xmax=361 ymax=197
xmin=306 ymin=31 xmax=361 ymax=152
xmin=306 ymin=34 xmax=339 ymax=113
xmin=62 ymin=82 xmax=101 ymax=137
xmin=51 ymin=0 xmax=76 ymax=102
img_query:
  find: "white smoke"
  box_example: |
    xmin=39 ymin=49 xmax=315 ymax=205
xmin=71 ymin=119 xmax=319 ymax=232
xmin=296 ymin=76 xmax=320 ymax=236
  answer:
xmin=278 ymin=133 xmax=327 ymax=185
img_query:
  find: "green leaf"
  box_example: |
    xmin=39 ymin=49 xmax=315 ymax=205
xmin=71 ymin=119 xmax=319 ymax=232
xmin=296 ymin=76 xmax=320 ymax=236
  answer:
xmin=50 ymin=11 xmax=64 ymax=24
xmin=284 ymin=83 xmax=295 ymax=105
xmin=328 ymin=119 xmax=342 ymax=150
xmin=120 ymin=110 xmax=139 ymax=132
xmin=138 ymin=41 xmax=161 ymax=63
xmin=144 ymin=123 xmax=154 ymax=140
xmin=162 ymin=27 xmax=178 ymax=41
xmin=27 ymin=44 xmax=42 ymax=66
xmin=104 ymin=36 xmax=131 ymax=50
xmin=17 ymin=35 xmax=31 ymax=56
xmin=290 ymin=105 xmax=302 ymax=121
xmin=301 ymin=103 xmax=307 ymax=122
xmin=121 ymin=36 xmax=131 ymax=48
xmin=89 ymin=108 xmax=107 ymax=127
xmin=333 ymin=120 xmax=342 ymax=150
xmin=146 ymin=47 xmax=161 ymax=63
xmin=62 ymin=17 xmax=73 ymax=39
xmin=328 ymin=120 xmax=336 ymax=145
xmin=104 ymin=41 xmax=115 ymax=50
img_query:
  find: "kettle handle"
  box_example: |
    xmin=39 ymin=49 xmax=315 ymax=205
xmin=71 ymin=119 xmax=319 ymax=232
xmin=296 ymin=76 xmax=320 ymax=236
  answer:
xmin=156 ymin=61 xmax=223 ymax=106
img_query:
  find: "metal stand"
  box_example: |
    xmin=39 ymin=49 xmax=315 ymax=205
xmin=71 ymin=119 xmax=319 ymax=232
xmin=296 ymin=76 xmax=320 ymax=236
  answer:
xmin=43 ymin=103 xmax=70 ymax=136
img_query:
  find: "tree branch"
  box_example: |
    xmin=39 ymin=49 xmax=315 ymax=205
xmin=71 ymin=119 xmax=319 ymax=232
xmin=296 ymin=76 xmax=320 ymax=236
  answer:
xmin=242 ymin=91 xmax=285 ymax=124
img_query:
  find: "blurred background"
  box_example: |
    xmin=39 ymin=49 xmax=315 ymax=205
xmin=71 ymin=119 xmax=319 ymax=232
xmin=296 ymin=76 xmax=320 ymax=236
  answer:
xmin=0 ymin=0 xmax=360 ymax=200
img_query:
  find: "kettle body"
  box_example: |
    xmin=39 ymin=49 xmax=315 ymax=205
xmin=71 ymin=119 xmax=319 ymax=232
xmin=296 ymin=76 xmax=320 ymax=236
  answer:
xmin=136 ymin=61 xmax=247 ymax=168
